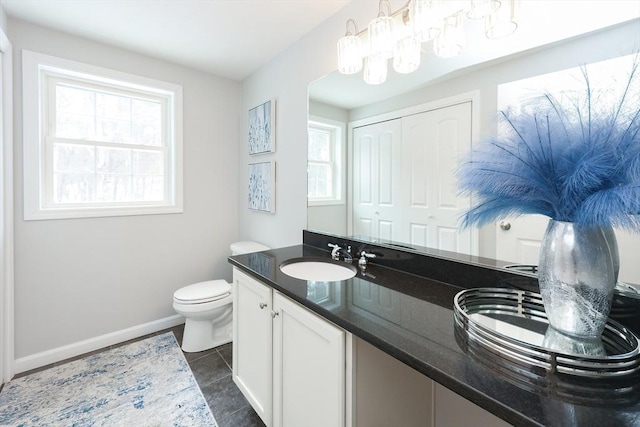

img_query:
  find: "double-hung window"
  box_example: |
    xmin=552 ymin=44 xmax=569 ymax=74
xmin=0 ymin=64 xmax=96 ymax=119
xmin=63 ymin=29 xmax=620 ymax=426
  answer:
xmin=22 ymin=50 xmax=183 ymax=220
xmin=307 ymin=118 xmax=345 ymax=206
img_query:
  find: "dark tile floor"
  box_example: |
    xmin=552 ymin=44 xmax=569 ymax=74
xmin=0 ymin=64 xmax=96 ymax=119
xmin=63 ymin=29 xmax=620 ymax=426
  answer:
xmin=10 ymin=324 xmax=265 ymax=427
xmin=170 ymin=325 xmax=266 ymax=427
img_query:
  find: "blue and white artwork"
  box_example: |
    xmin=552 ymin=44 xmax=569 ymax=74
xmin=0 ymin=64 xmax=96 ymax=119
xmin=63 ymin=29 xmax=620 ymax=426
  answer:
xmin=248 ymin=99 xmax=275 ymax=154
xmin=248 ymin=161 xmax=275 ymax=213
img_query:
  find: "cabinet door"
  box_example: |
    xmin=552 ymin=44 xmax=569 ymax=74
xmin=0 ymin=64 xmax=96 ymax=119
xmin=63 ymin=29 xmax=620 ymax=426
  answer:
xmin=434 ymin=383 xmax=510 ymax=427
xmin=232 ymin=269 xmax=273 ymax=427
xmin=273 ymin=292 xmax=345 ymax=427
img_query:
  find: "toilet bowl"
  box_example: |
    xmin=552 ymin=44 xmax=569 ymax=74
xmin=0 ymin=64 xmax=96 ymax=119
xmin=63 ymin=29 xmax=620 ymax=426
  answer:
xmin=173 ymin=241 xmax=269 ymax=353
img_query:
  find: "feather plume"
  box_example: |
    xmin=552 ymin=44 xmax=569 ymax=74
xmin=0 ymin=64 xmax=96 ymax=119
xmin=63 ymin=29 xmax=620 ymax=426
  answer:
xmin=457 ymin=56 xmax=640 ymax=231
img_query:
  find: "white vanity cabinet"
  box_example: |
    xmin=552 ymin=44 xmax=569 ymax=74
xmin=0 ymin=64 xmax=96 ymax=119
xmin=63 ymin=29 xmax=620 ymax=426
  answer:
xmin=232 ymin=268 xmax=346 ymax=427
xmin=233 ymin=267 xmax=508 ymax=427
xmin=232 ymin=268 xmax=273 ymax=425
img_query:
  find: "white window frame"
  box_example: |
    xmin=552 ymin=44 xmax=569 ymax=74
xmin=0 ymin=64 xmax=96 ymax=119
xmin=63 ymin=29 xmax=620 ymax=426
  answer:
xmin=307 ymin=117 xmax=345 ymax=206
xmin=22 ymin=50 xmax=183 ymax=220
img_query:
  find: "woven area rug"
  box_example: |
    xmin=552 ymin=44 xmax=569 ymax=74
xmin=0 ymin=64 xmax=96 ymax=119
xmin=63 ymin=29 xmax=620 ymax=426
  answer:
xmin=0 ymin=332 xmax=217 ymax=426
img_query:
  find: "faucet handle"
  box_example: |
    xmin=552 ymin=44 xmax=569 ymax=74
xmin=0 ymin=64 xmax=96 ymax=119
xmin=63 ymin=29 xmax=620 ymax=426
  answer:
xmin=328 ymin=243 xmax=340 ymax=259
xmin=358 ymin=250 xmax=376 ymax=267
xmin=328 ymin=243 xmax=352 ymax=261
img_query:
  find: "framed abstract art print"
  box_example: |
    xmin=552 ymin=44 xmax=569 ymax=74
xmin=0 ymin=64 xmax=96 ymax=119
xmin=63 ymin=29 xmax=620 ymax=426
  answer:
xmin=248 ymin=161 xmax=275 ymax=213
xmin=248 ymin=99 xmax=275 ymax=155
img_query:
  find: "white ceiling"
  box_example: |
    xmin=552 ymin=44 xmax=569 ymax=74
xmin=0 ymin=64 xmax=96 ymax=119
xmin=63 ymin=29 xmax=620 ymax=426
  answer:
xmin=1 ymin=0 xmax=351 ymax=81
xmin=3 ymin=0 xmax=639 ymax=95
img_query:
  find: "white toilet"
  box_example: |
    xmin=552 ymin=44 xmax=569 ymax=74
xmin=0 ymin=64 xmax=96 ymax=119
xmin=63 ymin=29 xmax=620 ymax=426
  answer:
xmin=173 ymin=241 xmax=270 ymax=353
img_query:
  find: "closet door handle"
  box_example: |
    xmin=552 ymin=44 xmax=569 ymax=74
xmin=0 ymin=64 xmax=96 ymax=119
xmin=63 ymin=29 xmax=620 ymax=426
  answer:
xmin=259 ymin=302 xmax=267 ymax=309
xmin=271 ymin=310 xmax=280 ymax=318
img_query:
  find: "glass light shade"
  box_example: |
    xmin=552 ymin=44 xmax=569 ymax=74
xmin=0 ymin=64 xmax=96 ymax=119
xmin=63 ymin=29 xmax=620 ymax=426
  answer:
xmin=440 ymin=0 xmax=468 ymax=16
xmin=467 ymin=0 xmax=500 ymax=19
xmin=393 ymin=37 xmax=421 ymax=74
xmin=486 ymin=0 xmax=518 ymax=39
xmin=364 ymin=55 xmax=388 ymax=85
xmin=369 ymin=15 xmax=395 ymax=59
xmin=337 ymin=35 xmax=363 ymax=75
xmin=413 ymin=0 xmax=442 ymax=42
xmin=434 ymin=12 xmax=465 ymax=58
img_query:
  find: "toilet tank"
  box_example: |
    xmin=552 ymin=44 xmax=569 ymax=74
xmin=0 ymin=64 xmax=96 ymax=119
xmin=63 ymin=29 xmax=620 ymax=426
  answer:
xmin=230 ymin=241 xmax=270 ymax=255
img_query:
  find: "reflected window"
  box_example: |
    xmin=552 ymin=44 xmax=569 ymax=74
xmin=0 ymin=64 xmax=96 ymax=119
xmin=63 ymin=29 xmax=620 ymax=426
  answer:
xmin=307 ymin=119 xmax=345 ymax=205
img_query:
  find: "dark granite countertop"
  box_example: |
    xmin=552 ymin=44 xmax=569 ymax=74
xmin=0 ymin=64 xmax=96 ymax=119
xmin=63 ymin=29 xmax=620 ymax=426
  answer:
xmin=228 ymin=234 xmax=640 ymax=427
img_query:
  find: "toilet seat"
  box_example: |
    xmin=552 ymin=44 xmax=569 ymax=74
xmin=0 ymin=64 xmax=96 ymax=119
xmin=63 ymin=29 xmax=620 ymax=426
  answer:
xmin=173 ymin=280 xmax=230 ymax=304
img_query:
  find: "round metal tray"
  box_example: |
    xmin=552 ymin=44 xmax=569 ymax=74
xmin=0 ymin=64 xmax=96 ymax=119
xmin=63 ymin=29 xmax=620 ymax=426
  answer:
xmin=454 ymin=288 xmax=640 ymax=379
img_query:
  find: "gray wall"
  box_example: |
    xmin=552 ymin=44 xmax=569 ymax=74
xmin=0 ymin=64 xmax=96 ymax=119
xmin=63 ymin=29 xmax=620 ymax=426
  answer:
xmin=238 ymin=1 xmax=375 ymax=248
xmin=10 ymin=18 xmax=241 ymax=361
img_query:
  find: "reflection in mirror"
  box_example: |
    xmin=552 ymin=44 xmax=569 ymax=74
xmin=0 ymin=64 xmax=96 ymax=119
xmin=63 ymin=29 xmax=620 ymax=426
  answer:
xmin=307 ymin=9 xmax=640 ymax=284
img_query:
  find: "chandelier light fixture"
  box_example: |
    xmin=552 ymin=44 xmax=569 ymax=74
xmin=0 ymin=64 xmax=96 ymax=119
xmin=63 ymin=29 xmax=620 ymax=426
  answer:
xmin=337 ymin=0 xmax=519 ymax=85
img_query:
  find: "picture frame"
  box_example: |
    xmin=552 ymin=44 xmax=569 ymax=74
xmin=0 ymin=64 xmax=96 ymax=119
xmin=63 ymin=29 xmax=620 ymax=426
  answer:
xmin=248 ymin=161 xmax=276 ymax=213
xmin=248 ymin=99 xmax=276 ymax=155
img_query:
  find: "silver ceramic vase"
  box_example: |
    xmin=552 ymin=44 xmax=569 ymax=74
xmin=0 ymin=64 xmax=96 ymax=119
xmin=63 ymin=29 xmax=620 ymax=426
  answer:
xmin=538 ymin=220 xmax=617 ymax=339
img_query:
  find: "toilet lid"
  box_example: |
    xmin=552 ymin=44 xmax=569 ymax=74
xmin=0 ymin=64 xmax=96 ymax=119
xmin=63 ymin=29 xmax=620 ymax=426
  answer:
xmin=173 ymin=280 xmax=231 ymax=304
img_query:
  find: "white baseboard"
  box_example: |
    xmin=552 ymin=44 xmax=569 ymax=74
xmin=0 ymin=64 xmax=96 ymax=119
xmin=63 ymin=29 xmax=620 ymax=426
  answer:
xmin=14 ymin=315 xmax=185 ymax=375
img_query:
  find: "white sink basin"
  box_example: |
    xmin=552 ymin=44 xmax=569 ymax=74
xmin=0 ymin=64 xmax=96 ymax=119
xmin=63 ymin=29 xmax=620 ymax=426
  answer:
xmin=280 ymin=258 xmax=357 ymax=281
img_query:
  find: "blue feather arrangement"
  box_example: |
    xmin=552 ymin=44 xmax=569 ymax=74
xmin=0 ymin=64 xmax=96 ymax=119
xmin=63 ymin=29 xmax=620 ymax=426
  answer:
xmin=457 ymin=58 xmax=640 ymax=231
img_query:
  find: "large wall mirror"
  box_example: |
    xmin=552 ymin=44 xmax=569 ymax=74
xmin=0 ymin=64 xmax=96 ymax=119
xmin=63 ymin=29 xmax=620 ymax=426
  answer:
xmin=307 ymin=4 xmax=640 ymax=283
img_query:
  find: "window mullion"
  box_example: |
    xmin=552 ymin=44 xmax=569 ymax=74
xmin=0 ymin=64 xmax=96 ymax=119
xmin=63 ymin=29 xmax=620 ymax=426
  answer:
xmin=48 ymin=136 xmax=165 ymax=152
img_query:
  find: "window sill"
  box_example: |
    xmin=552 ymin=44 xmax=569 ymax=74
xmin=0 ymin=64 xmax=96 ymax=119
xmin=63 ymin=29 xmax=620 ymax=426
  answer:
xmin=24 ymin=204 xmax=183 ymax=221
xmin=307 ymin=200 xmax=345 ymax=207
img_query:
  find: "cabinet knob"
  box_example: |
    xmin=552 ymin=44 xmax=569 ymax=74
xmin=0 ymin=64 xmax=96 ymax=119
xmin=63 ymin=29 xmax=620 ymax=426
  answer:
xmin=259 ymin=302 xmax=267 ymax=309
xmin=271 ymin=310 xmax=280 ymax=318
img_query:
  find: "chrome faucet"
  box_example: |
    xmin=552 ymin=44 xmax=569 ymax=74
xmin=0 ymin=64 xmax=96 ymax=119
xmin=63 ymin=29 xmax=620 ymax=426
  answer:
xmin=358 ymin=250 xmax=377 ymax=268
xmin=328 ymin=243 xmax=353 ymax=262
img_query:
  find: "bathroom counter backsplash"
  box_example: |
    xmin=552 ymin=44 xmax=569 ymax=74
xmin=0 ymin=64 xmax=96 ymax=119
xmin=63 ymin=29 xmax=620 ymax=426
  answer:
xmin=227 ymin=234 xmax=640 ymax=427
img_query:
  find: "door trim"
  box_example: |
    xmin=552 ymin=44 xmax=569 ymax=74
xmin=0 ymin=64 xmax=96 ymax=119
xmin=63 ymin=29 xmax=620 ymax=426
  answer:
xmin=0 ymin=26 xmax=14 ymax=384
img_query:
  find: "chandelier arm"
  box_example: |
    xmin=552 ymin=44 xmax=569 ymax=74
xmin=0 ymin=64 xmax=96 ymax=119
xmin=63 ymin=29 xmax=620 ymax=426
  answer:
xmin=378 ymin=0 xmax=393 ymax=17
xmin=345 ymin=18 xmax=359 ymax=36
